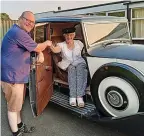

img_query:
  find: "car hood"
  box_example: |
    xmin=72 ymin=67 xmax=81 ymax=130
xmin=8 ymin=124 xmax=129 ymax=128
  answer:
xmin=87 ymin=43 xmax=144 ymax=61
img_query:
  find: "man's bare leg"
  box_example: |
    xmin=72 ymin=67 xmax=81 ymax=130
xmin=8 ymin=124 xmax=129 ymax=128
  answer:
xmin=17 ymin=111 xmax=21 ymax=124
xmin=8 ymin=111 xmax=18 ymax=132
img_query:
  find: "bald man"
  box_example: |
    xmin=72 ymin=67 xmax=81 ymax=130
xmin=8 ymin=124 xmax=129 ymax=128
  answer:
xmin=1 ymin=11 xmax=51 ymax=136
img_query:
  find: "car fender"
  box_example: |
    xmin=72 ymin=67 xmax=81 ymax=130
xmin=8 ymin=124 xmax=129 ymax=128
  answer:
xmin=91 ymin=62 xmax=144 ymax=83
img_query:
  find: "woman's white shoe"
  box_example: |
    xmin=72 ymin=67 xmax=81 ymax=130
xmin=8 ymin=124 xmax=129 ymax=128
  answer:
xmin=77 ymin=97 xmax=85 ymax=108
xmin=69 ymin=98 xmax=76 ymax=106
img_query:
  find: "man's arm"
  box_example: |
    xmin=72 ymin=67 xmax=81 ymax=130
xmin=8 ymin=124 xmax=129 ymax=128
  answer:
xmin=34 ymin=40 xmax=52 ymax=53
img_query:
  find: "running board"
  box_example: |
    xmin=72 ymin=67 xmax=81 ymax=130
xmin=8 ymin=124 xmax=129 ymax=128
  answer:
xmin=50 ymin=91 xmax=97 ymax=118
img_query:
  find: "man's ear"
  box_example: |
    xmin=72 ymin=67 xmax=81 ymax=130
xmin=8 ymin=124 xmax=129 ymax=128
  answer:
xmin=18 ymin=16 xmax=22 ymax=20
xmin=18 ymin=17 xmax=22 ymax=21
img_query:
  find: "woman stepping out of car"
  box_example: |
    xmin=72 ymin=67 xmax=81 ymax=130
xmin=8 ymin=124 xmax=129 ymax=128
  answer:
xmin=49 ymin=27 xmax=87 ymax=107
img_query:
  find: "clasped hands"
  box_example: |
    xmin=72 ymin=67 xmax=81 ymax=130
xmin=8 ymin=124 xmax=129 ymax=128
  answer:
xmin=44 ymin=40 xmax=53 ymax=47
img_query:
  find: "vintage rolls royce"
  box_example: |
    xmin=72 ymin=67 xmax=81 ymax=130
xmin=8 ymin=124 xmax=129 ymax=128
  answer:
xmin=29 ymin=16 xmax=144 ymax=122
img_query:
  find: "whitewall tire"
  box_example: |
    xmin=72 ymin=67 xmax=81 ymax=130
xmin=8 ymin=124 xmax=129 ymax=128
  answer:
xmin=98 ymin=76 xmax=139 ymax=117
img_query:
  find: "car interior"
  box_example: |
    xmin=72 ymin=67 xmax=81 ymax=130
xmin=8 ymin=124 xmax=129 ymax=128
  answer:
xmin=34 ymin=22 xmax=91 ymax=96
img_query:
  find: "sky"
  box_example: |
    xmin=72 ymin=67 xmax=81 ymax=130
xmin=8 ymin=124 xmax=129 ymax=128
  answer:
xmin=1 ymin=0 xmax=124 ymax=20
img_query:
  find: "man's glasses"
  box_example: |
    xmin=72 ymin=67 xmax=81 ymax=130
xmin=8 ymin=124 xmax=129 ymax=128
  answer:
xmin=22 ymin=16 xmax=35 ymax=26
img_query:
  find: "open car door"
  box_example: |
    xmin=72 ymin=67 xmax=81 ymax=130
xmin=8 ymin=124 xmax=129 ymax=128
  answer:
xmin=29 ymin=23 xmax=53 ymax=117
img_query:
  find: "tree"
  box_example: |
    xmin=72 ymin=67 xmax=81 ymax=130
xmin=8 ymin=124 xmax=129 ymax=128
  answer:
xmin=0 ymin=13 xmax=11 ymax=20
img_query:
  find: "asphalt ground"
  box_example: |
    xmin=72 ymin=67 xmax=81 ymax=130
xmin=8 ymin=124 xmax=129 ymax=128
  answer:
xmin=2 ymin=88 xmax=144 ymax=136
xmin=1 ymin=91 xmax=129 ymax=136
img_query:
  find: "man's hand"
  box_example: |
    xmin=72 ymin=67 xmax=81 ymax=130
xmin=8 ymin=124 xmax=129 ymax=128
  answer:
xmin=35 ymin=40 xmax=52 ymax=53
xmin=44 ymin=40 xmax=52 ymax=47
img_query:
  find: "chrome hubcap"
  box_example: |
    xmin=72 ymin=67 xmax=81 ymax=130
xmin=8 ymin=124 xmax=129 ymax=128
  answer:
xmin=105 ymin=86 xmax=128 ymax=110
xmin=107 ymin=90 xmax=123 ymax=107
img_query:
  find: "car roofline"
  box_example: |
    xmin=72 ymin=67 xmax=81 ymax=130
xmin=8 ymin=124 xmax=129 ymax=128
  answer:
xmin=36 ymin=16 xmax=128 ymax=23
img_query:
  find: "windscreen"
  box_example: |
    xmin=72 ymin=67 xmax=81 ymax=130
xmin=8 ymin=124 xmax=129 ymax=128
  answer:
xmin=84 ymin=22 xmax=130 ymax=47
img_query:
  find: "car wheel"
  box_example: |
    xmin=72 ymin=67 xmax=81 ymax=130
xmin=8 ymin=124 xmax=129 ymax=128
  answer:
xmin=92 ymin=76 xmax=140 ymax=117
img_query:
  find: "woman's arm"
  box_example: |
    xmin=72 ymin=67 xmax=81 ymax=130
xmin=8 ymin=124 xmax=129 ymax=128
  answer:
xmin=50 ymin=44 xmax=61 ymax=53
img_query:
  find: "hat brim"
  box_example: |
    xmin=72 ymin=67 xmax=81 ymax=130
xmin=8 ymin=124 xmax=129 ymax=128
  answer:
xmin=62 ymin=27 xmax=76 ymax=34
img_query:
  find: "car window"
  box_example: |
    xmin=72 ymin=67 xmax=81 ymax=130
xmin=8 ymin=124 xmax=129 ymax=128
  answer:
xmin=84 ymin=22 xmax=130 ymax=47
xmin=35 ymin=25 xmax=45 ymax=43
xmin=75 ymin=24 xmax=83 ymax=40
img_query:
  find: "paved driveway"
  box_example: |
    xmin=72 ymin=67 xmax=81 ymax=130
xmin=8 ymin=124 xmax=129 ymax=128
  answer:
xmin=1 ymin=92 xmax=128 ymax=136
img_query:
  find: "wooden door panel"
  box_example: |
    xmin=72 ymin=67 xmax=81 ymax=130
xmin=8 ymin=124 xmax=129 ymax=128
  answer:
xmin=29 ymin=23 xmax=53 ymax=116
xmin=36 ymin=82 xmax=53 ymax=115
xmin=36 ymin=48 xmax=53 ymax=116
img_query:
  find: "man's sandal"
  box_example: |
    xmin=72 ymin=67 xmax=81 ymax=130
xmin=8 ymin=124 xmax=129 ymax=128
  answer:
xmin=19 ymin=123 xmax=35 ymax=133
xmin=12 ymin=130 xmax=24 ymax=136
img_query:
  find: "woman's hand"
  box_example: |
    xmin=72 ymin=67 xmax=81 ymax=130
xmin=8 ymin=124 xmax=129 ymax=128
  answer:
xmin=44 ymin=40 xmax=52 ymax=47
